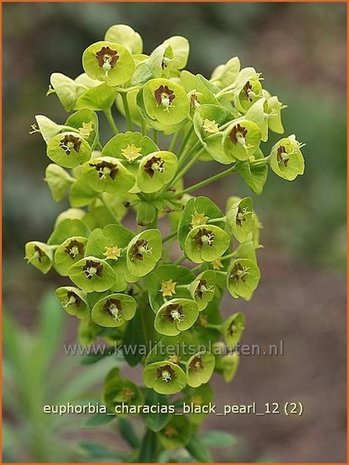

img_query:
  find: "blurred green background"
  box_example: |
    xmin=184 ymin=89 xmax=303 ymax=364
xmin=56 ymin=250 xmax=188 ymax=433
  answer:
xmin=3 ymin=2 xmax=346 ymax=463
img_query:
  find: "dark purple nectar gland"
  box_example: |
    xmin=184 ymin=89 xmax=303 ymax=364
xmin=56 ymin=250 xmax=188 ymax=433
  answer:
xmin=190 ymin=93 xmax=200 ymax=109
xmin=120 ymin=387 xmax=135 ymax=402
xmin=90 ymin=160 xmax=118 ymax=180
xmin=66 ymin=290 xmax=82 ymax=308
xmin=59 ymin=134 xmax=82 ymax=155
xmin=236 ymin=206 xmax=248 ymax=227
xmin=143 ymin=156 xmax=165 ymax=178
xmin=64 ymin=240 xmax=85 ymax=259
xmin=103 ymin=298 xmax=122 ymax=321
xmin=227 ymin=321 xmax=237 ymax=338
xmin=95 ymin=46 xmax=119 ymax=75
xmin=83 ymin=259 xmax=103 ymax=279
xmin=277 ymin=145 xmax=289 ymax=167
xmin=195 ymin=279 xmax=209 ymax=299
xmin=242 ymin=81 xmax=254 ymax=102
xmin=34 ymin=245 xmax=44 ymax=263
xmin=189 ymin=355 xmax=204 ymax=372
xmin=163 ymin=303 xmax=184 ymax=323
xmin=230 ymin=124 xmax=248 ymax=145
xmin=230 ymin=262 xmax=249 ymax=284
xmin=157 ymin=364 xmax=176 ymax=383
xmin=130 ymin=239 xmax=152 ymax=261
xmin=193 ymin=228 xmax=215 ymax=250
xmin=154 ymin=85 xmax=175 ymax=109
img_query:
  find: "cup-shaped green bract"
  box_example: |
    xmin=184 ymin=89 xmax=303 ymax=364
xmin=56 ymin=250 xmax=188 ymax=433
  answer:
xmin=211 ymin=56 xmax=240 ymax=88
xmin=235 ymin=76 xmax=263 ymax=113
xmin=189 ymin=270 xmax=216 ymax=311
xmin=104 ymin=24 xmax=143 ymax=54
xmin=33 ymin=115 xmax=63 ymax=143
xmin=186 ymin=351 xmax=215 ymax=388
xmin=85 ymin=224 xmax=135 ymax=291
xmin=158 ymin=415 xmax=192 ymax=450
xmin=245 ymin=98 xmax=269 ymax=142
xmin=155 ymin=298 xmax=199 ymax=336
xmin=265 ymin=94 xmax=285 ymax=134
xmin=126 ymin=229 xmax=162 ymax=277
xmin=48 ymin=218 xmax=90 ymax=245
xmin=235 ymin=147 xmax=268 ymax=195
xmin=74 ymin=83 xmax=117 ymax=112
xmin=137 ymin=151 xmax=178 ymax=193
xmin=65 ymin=109 xmax=99 ymax=148
xmin=102 ymin=131 xmax=158 ymax=165
xmin=143 ymin=361 xmax=187 ymax=394
xmin=82 ymin=156 xmax=135 ymax=195
xmin=221 ymin=312 xmax=245 ymax=348
xmin=91 ymin=293 xmax=136 ymax=327
xmin=184 ymin=225 xmax=230 ymax=263
xmin=49 ymin=73 xmax=81 ymax=112
xmin=47 ymin=131 xmax=92 ymax=168
xmin=193 ymin=104 xmax=236 ymax=164
xmin=184 ymin=383 xmax=213 ymax=425
xmin=78 ymin=318 xmax=100 ymax=345
xmin=226 ymin=196 xmax=253 ymax=243
xmin=162 ymin=36 xmax=190 ymax=71
xmin=227 ymin=258 xmax=260 ymax=300
xmin=270 ymin=135 xmax=305 ymax=181
xmin=178 ymin=196 xmax=225 ymax=249
xmin=223 ymin=119 xmax=261 ymax=161
xmin=147 ymin=264 xmax=195 ymax=313
xmin=68 ymin=256 xmax=116 ymax=292
xmin=219 ymin=352 xmax=240 ymax=383
xmin=82 ymin=41 xmax=135 ymax=86
xmin=103 ymin=375 xmax=143 ymax=414
xmin=25 ymin=241 xmax=54 ymax=274
xmin=141 ymin=78 xmax=190 ymax=126
xmin=45 ymin=164 xmax=74 ymax=202
xmin=54 ymin=236 xmax=88 ymax=276
xmin=56 ymin=286 xmax=89 ymax=319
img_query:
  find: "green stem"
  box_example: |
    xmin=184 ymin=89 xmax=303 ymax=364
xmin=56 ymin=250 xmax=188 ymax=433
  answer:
xmin=162 ymin=230 xmax=177 ymax=243
xmin=176 ymin=164 xmax=237 ymax=197
xmin=103 ymin=108 xmax=119 ymax=135
xmin=153 ymin=129 xmax=158 ymax=145
xmin=169 ymin=130 xmax=180 ymax=152
xmin=120 ymin=92 xmax=133 ymax=131
xmin=174 ymin=254 xmax=186 ymax=265
xmin=177 ymin=126 xmax=194 ymax=159
xmin=99 ymin=195 xmax=119 ymax=222
xmin=137 ymin=428 xmax=159 ymax=462
xmin=171 ymin=142 xmax=203 ymax=186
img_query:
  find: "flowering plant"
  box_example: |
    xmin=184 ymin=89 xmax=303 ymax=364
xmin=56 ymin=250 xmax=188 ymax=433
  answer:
xmin=26 ymin=24 xmax=304 ymax=462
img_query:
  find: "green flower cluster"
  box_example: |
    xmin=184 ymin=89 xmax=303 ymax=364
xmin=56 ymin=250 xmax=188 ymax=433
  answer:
xmin=25 ymin=24 xmax=304 ymax=456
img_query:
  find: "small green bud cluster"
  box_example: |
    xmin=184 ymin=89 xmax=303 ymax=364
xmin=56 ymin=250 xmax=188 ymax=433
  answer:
xmin=25 ymin=24 xmax=304 ymax=455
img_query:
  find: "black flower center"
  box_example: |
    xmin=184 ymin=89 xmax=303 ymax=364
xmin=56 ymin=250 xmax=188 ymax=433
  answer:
xmin=157 ymin=364 xmax=175 ymax=382
xmin=34 ymin=245 xmax=44 ymax=263
xmin=59 ymin=135 xmax=82 ymax=155
xmin=189 ymin=355 xmax=204 ymax=371
xmin=95 ymin=46 xmax=119 ymax=69
xmin=154 ymin=85 xmax=175 ymax=107
xmin=193 ymin=228 xmax=215 ymax=250
xmin=143 ymin=156 xmax=165 ymax=178
xmin=277 ymin=145 xmax=289 ymax=167
xmin=66 ymin=290 xmax=81 ymax=307
xmin=83 ymin=259 xmax=103 ymax=279
xmin=104 ymin=298 xmax=122 ymax=320
xmin=242 ymin=81 xmax=254 ymax=102
xmin=90 ymin=160 xmax=118 ymax=180
xmin=163 ymin=303 xmax=184 ymax=322
xmin=230 ymin=262 xmax=249 ymax=283
xmin=230 ymin=124 xmax=248 ymax=145
xmin=64 ymin=240 xmax=85 ymax=259
xmin=195 ymin=279 xmax=208 ymax=299
xmin=130 ymin=239 xmax=151 ymax=261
